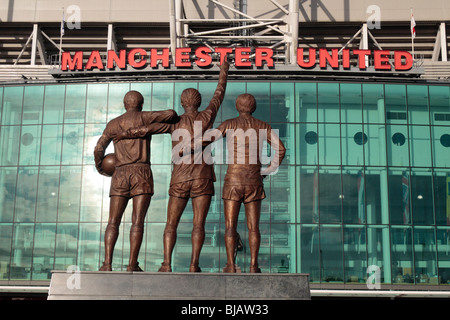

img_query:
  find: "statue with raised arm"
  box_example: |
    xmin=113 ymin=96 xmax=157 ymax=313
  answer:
xmin=118 ymin=61 xmax=229 ymax=272
xmin=94 ymin=90 xmax=178 ymax=272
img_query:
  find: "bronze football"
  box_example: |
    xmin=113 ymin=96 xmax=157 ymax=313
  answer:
xmin=102 ymin=153 xmax=116 ymax=176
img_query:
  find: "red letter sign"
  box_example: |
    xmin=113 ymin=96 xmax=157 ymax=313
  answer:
xmin=235 ymin=48 xmax=251 ymax=67
xmin=353 ymin=49 xmax=371 ymax=69
xmin=195 ymin=47 xmax=213 ymax=67
xmin=128 ymin=48 xmax=147 ymax=68
xmin=255 ymin=48 xmax=274 ymax=67
xmin=374 ymin=50 xmax=391 ymax=70
xmin=150 ymin=48 xmax=170 ymax=68
xmin=297 ymin=48 xmax=316 ymax=68
xmin=107 ymin=50 xmax=126 ymax=69
xmin=394 ymin=51 xmax=413 ymax=70
xmin=175 ymin=48 xmax=192 ymax=67
xmin=61 ymin=51 xmax=83 ymax=71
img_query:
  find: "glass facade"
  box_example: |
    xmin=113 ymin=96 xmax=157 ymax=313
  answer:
xmin=0 ymin=80 xmax=449 ymax=288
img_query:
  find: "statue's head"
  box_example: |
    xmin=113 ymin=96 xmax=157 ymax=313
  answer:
xmin=124 ymin=90 xmax=144 ymax=111
xmin=180 ymin=88 xmax=202 ymax=110
xmin=235 ymin=93 xmax=256 ymax=114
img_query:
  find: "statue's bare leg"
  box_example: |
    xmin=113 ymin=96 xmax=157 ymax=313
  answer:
xmin=223 ymin=199 xmax=241 ymax=273
xmin=159 ymin=196 xmax=188 ymax=272
xmin=100 ymin=196 xmax=129 ymax=271
xmin=190 ymin=195 xmax=212 ymax=272
xmin=127 ymin=194 xmax=152 ymax=271
xmin=245 ymin=200 xmax=262 ymax=273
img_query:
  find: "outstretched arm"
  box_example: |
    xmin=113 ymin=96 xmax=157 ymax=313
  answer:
xmin=142 ymin=109 xmax=179 ymax=125
xmin=112 ymin=122 xmax=173 ymax=142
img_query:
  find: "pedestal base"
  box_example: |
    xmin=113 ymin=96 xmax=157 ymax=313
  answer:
xmin=48 ymin=271 xmax=310 ymax=300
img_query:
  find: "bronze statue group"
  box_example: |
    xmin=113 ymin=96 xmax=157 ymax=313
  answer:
xmin=94 ymin=61 xmax=285 ymax=273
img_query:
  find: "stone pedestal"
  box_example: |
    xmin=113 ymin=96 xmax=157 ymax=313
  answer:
xmin=48 ymin=271 xmax=310 ymax=300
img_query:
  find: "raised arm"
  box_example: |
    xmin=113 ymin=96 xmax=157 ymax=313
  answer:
xmin=202 ymin=61 xmax=230 ymax=122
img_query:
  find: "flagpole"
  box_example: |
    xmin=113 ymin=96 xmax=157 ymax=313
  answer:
xmin=60 ymin=7 xmax=64 ymax=67
xmin=411 ymin=8 xmax=415 ymax=61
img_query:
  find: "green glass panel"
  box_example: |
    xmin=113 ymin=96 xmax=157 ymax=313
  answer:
xmin=318 ymin=123 xmax=340 ymax=165
xmin=319 ymin=167 xmax=342 ymax=223
xmin=340 ymin=83 xmax=362 ymax=123
xmin=31 ymin=223 xmax=56 ymax=280
xmin=80 ymin=165 xmax=103 ymax=222
xmin=61 ymin=123 xmax=84 ymax=165
xmin=40 ymin=124 xmax=63 ymax=165
xmin=85 ymin=83 xmax=108 ymax=123
xmin=437 ymin=227 xmax=450 ymax=285
xmin=387 ymin=124 xmax=409 ymax=167
xmin=407 ymin=85 xmax=430 ymax=125
xmin=0 ymin=125 xmax=20 ymax=166
xmin=270 ymin=223 xmax=294 ymax=273
xmin=36 ymin=166 xmax=60 ymax=222
xmin=341 ymin=123 xmax=364 ymax=166
xmin=0 ymin=223 xmax=13 ymax=279
xmin=78 ymin=223 xmax=101 ymax=271
xmin=433 ymin=170 xmax=449 ymax=226
xmin=43 ymin=85 xmax=65 ymax=124
xmin=389 ymin=168 xmax=411 ymax=225
xmin=414 ymin=226 xmax=437 ymax=285
xmin=270 ymin=164 xmax=295 ymax=223
xmin=362 ymin=83 xmax=384 ymax=124
xmin=409 ymin=125 xmax=432 ymax=167
xmin=54 ymin=223 xmax=78 ymax=270
xmin=342 ymin=167 xmax=365 ymax=224
xmin=295 ymin=82 xmax=317 ymax=123
xmin=2 ymin=86 xmax=23 ymax=125
xmin=367 ymin=225 xmax=391 ymax=284
xmin=385 ymin=84 xmax=407 ymax=124
xmin=410 ymin=170 xmax=434 ymax=225
xmin=431 ymin=126 xmax=450 ymax=168
xmin=10 ymin=223 xmax=34 ymax=280
xmin=318 ymin=82 xmax=339 ymax=123
xmin=14 ymin=167 xmax=38 ymax=223
xmin=297 ymin=224 xmax=320 ymax=281
xmin=0 ymin=167 xmax=17 ymax=222
xmin=271 ymin=82 xmax=294 ymax=123
xmin=298 ymin=166 xmax=317 ymax=223
xmin=19 ymin=125 xmax=41 ymax=166
xmin=365 ymin=167 xmax=383 ymax=225
xmin=429 ymin=85 xmax=450 ymax=126
xmin=320 ymin=224 xmax=344 ymax=282
xmin=23 ymin=86 xmax=44 ymax=125
xmin=64 ymin=84 xmax=86 ymax=123
xmin=363 ymin=124 xmax=386 ymax=166
xmin=58 ymin=166 xmax=81 ymax=222
xmin=344 ymin=225 xmax=367 ymax=284
xmin=297 ymin=123 xmax=317 ymax=165
xmin=391 ymin=226 xmax=413 ymax=284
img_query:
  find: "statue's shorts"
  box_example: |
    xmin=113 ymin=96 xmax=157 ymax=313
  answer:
xmin=222 ymin=183 xmax=266 ymax=203
xmin=110 ymin=164 xmax=154 ymax=198
xmin=169 ymin=178 xmax=214 ymax=199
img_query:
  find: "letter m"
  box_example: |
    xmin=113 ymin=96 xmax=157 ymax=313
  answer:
xmin=61 ymin=51 xmax=83 ymax=71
